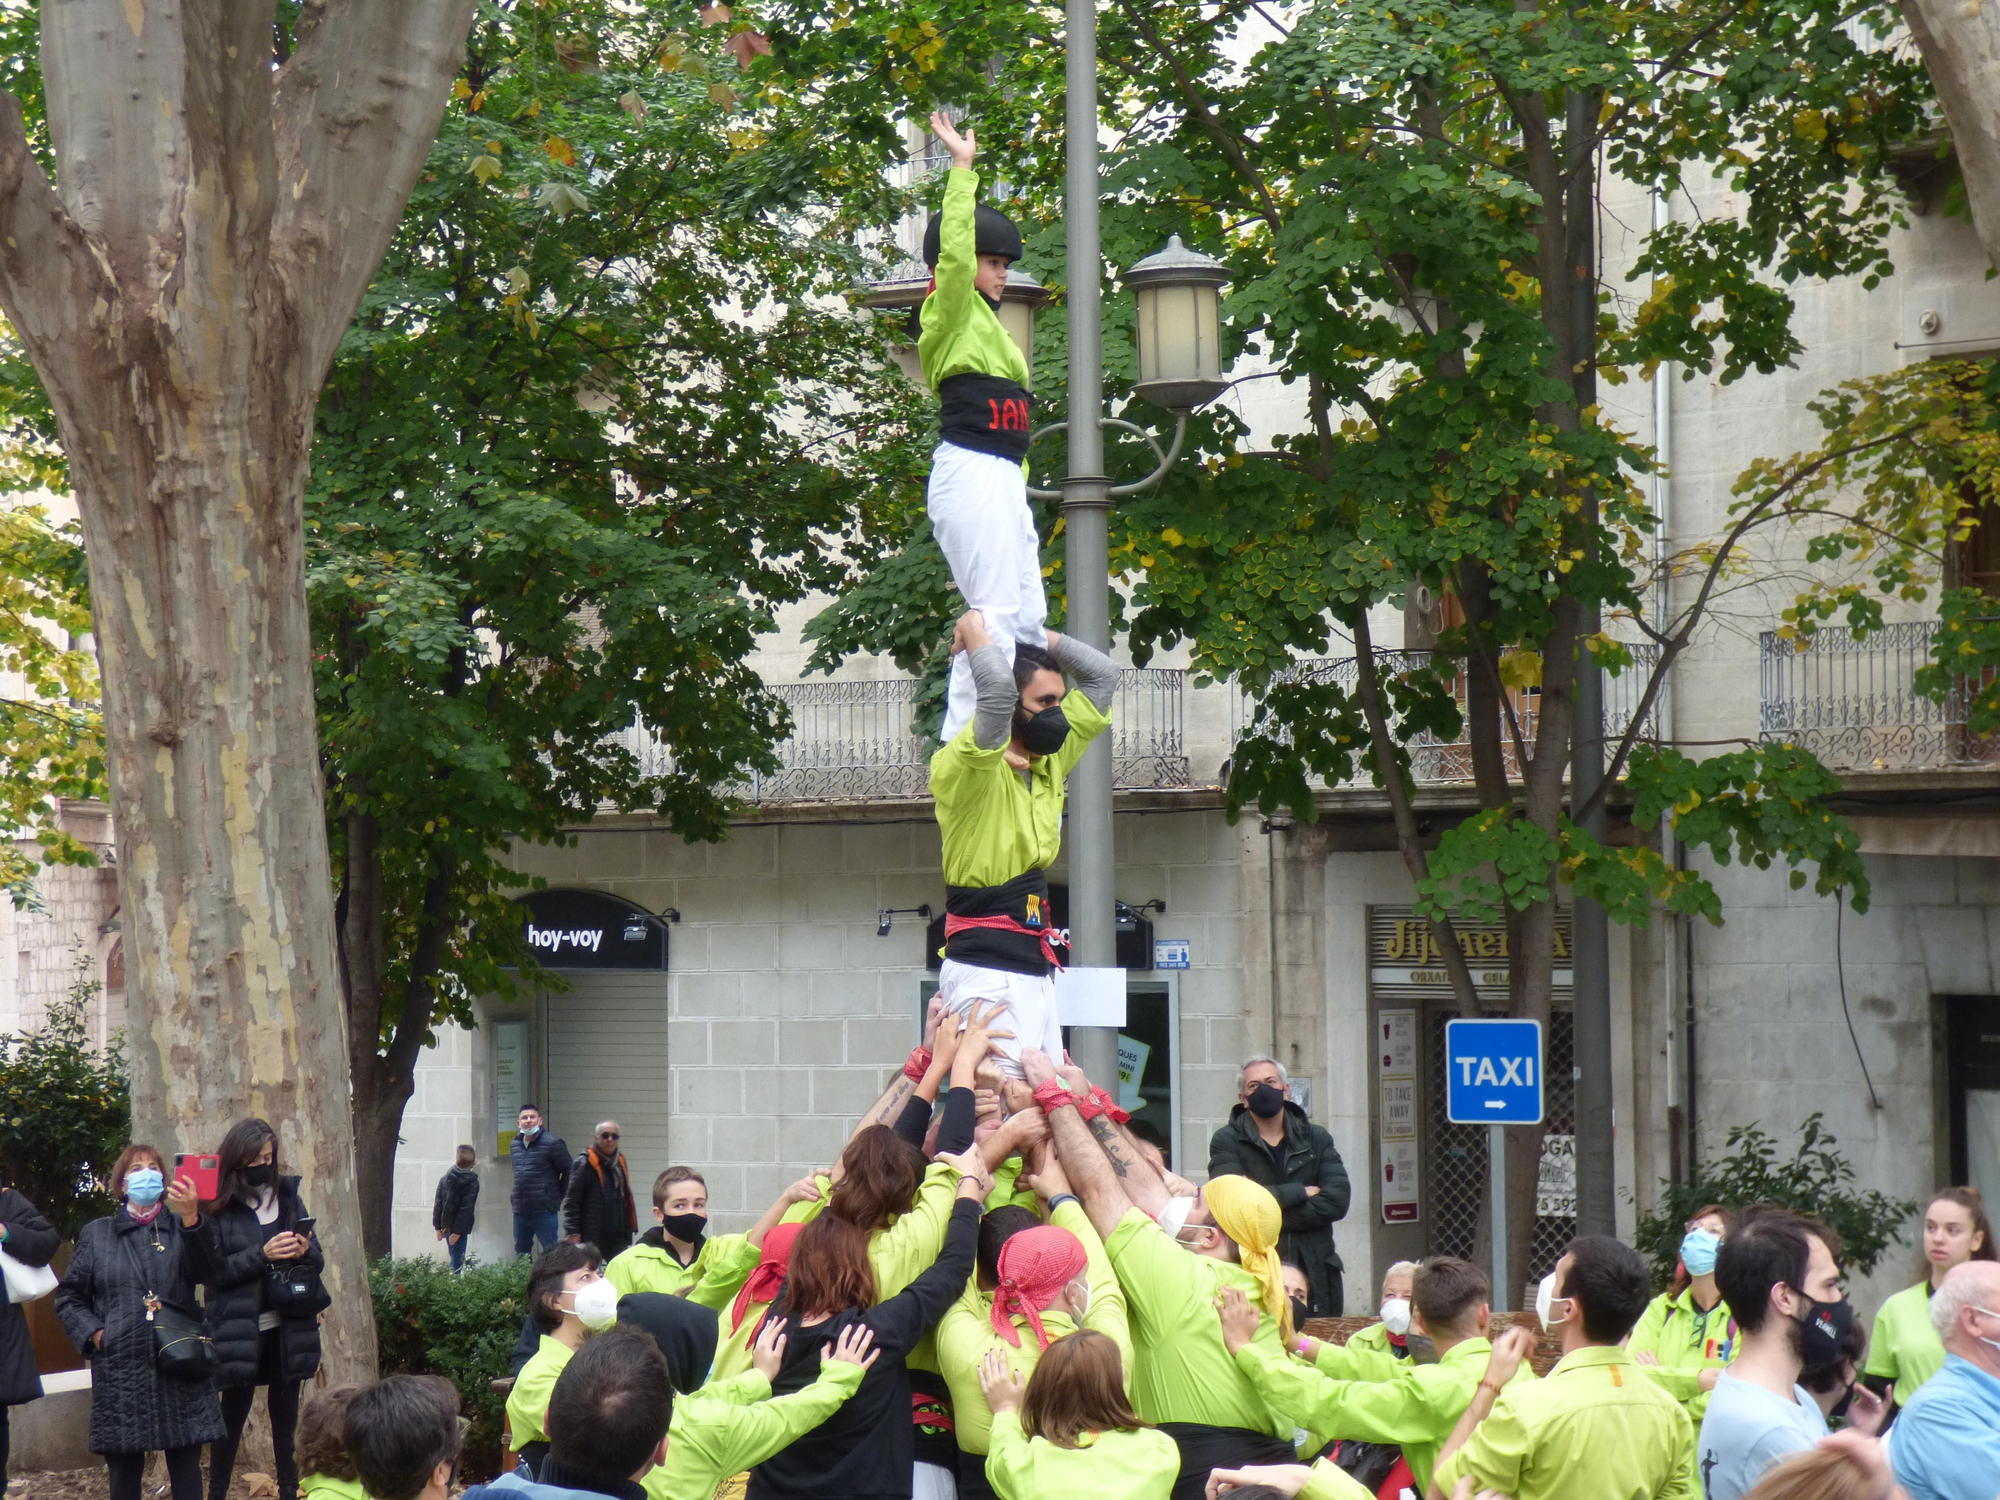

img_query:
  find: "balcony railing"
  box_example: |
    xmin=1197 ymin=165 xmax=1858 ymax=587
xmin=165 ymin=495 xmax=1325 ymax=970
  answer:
xmin=613 ymin=669 xmax=1191 ymax=804
xmin=1759 ymin=621 xmax=1998 ymax=770
xmin=1230 ymin=646 xmax=1660 ymax=787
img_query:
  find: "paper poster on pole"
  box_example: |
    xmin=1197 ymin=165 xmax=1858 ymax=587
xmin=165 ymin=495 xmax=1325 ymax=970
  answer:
xmin=1381 ymin=1138 xmax=1419 ymax=1222
xmin=1055 ymin=966 xmax=1127 ymax=1027
xmin=1117 ymin=1036 xmax=1151 ymax=1112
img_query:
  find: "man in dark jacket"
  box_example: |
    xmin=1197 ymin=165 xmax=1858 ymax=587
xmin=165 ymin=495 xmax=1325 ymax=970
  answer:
xmin=1207 ymin=1054 xmax=1351 ymax=1316
xmin=510 ymin=1105 xmax=571 ymax=1257
xmin=432 ymin=1146 xmax=480 ymax=1273
xmin=561 ymin=1121 xmax=637 ymax=1259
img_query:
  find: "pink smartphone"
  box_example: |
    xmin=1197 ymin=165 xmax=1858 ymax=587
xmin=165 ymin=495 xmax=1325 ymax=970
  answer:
xmin=174 ymin=1153 xmax=220 ymax=1200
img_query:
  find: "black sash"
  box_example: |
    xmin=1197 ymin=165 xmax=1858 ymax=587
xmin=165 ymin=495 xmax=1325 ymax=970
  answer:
xmin=944 ymin=868 xmax=1059 ymax=977
xmin=1157 ymin=1423 xmax=1300 ymax=1500
xmin=939 ymin=373 xmax=1033 ymax=460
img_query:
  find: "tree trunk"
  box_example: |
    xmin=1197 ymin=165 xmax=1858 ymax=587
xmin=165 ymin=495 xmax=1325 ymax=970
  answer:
xmin=1901 ymin=0 xmax=2000 ymax=268
xmin=0 ymin=0 xmax=477 ymax=1381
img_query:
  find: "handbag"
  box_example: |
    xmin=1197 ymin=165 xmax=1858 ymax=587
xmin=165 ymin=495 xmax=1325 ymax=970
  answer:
xmin=264 ymin=1204 xmax=327 ymax=1314
xmin=0 ymin=1245 xmax=57 ymax=1304
xmin=118 ymin=1230 xmax=217 ymax=1382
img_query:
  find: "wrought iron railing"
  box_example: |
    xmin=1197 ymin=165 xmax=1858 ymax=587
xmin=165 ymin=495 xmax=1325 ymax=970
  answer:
xmin=1229 ymin=646 xmax=1660 ymax=786
xmin=1758 ymin=621 xmax=1998 ymax=769
xmin=613 ymin=669 xmax=1191 ymax=803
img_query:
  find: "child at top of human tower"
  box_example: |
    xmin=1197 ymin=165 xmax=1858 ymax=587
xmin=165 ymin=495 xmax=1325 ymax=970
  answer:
xmin=916 ymin=110 xmax=1048 ymax=746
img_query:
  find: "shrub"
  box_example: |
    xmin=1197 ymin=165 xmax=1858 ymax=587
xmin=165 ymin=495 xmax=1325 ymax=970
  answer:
xmin=369 ymin=1253 xmax=530 ymax=1480
xmin=1633 ymin=1113 xmax=1918 ymax=1290
xmin=0 ymin=950 xmax=129 ymax=1241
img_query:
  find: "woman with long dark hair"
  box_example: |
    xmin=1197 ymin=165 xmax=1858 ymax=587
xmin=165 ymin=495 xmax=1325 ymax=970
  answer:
xmin=200 ymin=1117 xmax=325 ymax=1500
xmin=55 ymin=1145 xmax=223 ymax=1500
xmin=1863 ymin=1184 xmax=1996 ymax=1409
xmin=749 ymin=1148 xmax=989 ymax=1500
xmin=0 ymin=1168 xmax=57 ymax=1497
xmin=1627 ymin=1203 xmax=1736 ymax=1419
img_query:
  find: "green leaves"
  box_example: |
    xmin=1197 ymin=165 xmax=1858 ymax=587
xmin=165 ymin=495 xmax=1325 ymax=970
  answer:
xmin=0 ymin=954 xmax=130 ymax=1241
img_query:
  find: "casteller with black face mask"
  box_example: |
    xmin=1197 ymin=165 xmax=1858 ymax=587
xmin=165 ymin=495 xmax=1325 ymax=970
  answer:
xmin=1246 ymin=1082 xmax=1286 ymax=1120
xmin=659 ymin=1211 xmax=707 ymax=1244
xmin=1012 ymin=702 xmax=1070 ymax=758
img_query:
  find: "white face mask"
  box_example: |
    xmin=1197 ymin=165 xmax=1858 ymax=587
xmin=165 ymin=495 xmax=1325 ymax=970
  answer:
xmin=570 ymin=1278 xmax=620 ymax=1331
xmin=1973 ymin=1306 xmax=2000 ymax=1358
xmin=1535 ymin=1272 xmax=1570 ymax=1331
xmin=1066 ymin=1278 xmax=1091 ymax=1321
xmin=1159 ymin=1195 xmax=1197 ymax=1239
xmin=1379 ymin=1297 xmax=1412 ymax=1336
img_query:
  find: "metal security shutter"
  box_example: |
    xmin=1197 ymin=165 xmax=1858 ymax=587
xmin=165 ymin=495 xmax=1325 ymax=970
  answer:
xmin=545 ymin=971 xmax=672 ymax=1214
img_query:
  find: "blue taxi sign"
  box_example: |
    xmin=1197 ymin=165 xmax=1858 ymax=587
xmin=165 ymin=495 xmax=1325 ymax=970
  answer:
xmin=1444 ymin=1018 xmax=1544 ymax=1125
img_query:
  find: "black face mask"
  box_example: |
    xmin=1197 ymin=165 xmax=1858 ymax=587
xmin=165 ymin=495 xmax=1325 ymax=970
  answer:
xmin=1013 ymin=703 xmax=1070 ymax=757
xmin=242 ymin=1162 xmax=276 ymax=1188
xmin=1828 ymin=1384 xmax=1856 ymax=1422
xmin=1289 ymin=1296 xmax=1311 ymax=1331
xmin=660 ymin=1212 xmax=707 ymax=1243
xmin=1247 ymin=1082 xmax=1286 ymax=1119
xmin=1791 ymin=1289 xmax=1854 ymax=1368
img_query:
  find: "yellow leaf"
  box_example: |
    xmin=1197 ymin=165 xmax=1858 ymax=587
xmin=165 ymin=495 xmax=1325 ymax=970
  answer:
xmin=469 ymin=154 xmax=503 ymax=182
xmin=453 ymin=79 xmax=473 ymax=99
xmin=1160 ymin=526 xmax=1185 ymax=546
xmin=709 ymin=82 xmax=737 ymax=109
xmin=1498 ymin=651 xmax=1543 ymax=690
xmin=619 ymin=90 xmax=648 ymax=124
xmin=544 ymin=136 xmax=577 ymax=167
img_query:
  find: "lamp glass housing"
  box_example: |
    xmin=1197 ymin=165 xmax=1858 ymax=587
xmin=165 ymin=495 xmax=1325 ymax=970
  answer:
xmin=1135 ymin=281 xmax=1220 ymax=396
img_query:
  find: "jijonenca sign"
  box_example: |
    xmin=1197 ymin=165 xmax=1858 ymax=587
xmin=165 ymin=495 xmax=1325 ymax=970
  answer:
xmin=1380 ymin=918 xmax=1571 ymax=964
xmin=512 ymin=888 xmax=669 ymax=971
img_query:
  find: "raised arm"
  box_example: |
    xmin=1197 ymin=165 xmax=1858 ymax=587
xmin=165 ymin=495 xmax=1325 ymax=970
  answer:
xmin=1054 ymin=1055 xmax=1170 ymax=1219
xmin=1048 ymin=631 xmax=1118 ymax=712
xmin=955 ymin=610 xmax=1019 ymax=752
xmin=1021 ymin=1048 xmax=1134 ymax=1242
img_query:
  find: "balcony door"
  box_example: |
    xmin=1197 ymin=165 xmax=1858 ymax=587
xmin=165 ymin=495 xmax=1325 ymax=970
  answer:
xmin=1946 ymin=996 xmax=2000 ymax=1211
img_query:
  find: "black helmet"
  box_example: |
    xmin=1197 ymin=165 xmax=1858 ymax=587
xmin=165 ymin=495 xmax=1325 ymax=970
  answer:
xmin=922 ymin=203 xmax=1024 ymax=269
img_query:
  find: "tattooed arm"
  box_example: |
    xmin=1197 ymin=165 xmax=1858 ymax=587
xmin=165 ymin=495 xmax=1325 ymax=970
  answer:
xmin=1085 ymin=1114 xmax=1171 ymax=1218
xmin=1021 ymin=1048 xmax=1134 ymax=1242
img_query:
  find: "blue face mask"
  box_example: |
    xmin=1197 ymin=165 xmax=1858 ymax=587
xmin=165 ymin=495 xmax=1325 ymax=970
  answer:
xmin=1680 ymin=1227 xmax=1722 ymax=1276
xmin=125 ymin=1168 xmax=166 ymax=1207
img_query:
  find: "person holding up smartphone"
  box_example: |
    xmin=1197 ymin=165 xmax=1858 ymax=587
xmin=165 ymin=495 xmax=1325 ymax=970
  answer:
xmin=199 ymin=1118 xmax=326 ymax=1500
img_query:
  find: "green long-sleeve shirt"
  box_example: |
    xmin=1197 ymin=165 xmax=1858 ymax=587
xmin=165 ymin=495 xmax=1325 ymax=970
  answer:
xmin=985 ymin=1411 xmax=1179 ymax=1500
xmin=1432 ymin=1345 xmax=1698 ymax=1500
xmin=607 ymin=1231 xmax=749 ymax=1306
xmin=642 ymin=1361 xmax=866 ymax=1500
xmin=938 ymin=1200 xmax=1134 ymax=1456
xmin=1236 ymin=1335 xmax=1533 ymax=1494
xmin=506 ymin=1334 xmax=575 ymax=1450
xmin=917 ymin=168 xmax=1031 ymax=395
xmin=1626 ymin=1288 xmax=1737 ymax=1421
xmin=1314 ymin=1322 xmax=1409 ymax=1384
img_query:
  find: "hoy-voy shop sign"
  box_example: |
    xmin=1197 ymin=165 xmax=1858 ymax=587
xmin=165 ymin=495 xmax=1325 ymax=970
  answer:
xmin=513 ymin=888 xmax=669 ymax=970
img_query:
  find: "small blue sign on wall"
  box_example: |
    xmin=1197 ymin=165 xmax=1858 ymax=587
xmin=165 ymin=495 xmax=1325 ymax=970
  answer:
xmin=1153 ymin=938 xmax=1190 ymax=970
xmin=1444 ymin=1018 xmax=1544 ymax=1125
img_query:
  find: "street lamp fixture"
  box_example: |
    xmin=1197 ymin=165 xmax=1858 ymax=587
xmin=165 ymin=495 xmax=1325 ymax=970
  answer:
xmin=1124 ymin=235 xmax=1231 ymax=412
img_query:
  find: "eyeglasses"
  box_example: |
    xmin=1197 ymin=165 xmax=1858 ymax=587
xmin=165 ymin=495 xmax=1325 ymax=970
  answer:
xmin=598 ymin=1132 xmax=620 ymax=1140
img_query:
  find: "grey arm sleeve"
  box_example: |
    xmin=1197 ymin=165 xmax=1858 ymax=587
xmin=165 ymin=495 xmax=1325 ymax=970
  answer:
xmin=970 ymin=644 xmax=1018 ymax=750
xmin=1049 ymin=633 xmax=1119 ymax=711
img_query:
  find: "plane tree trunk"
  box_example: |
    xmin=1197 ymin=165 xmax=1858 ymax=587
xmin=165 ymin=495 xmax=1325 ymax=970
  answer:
xmin=0 ymin=0 xmax=476 ymax=1380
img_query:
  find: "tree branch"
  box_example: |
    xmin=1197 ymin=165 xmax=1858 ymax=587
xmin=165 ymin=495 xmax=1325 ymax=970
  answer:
xmin=274 ymin=0 xmax=479 ymax=383
xmin=0 ymin=93 xmax=103 ymax=376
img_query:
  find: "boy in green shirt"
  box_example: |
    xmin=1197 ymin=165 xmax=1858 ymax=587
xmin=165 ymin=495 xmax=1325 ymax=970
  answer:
xmin=606 ymin=1166 xmax=744 ymax=1304
xmin=1223 ymin=1257 xmax=1534 ymax=1495
xmin=917 ymin=110 xmax=1042 ymax=748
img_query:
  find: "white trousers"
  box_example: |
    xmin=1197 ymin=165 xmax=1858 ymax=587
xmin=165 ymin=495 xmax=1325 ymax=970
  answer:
xmin=938 ymin=958 xmax=1065 ymax=1080
xmin=913 ymin=1462 xmax=958 ymax=1500
xmin=927 ymin=442 xmax=1047 ymax=742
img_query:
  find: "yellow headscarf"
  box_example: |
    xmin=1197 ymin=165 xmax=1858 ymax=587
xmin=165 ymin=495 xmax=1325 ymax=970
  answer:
xmin=1201 ymin=1175 xmax=1291 ymax=1342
